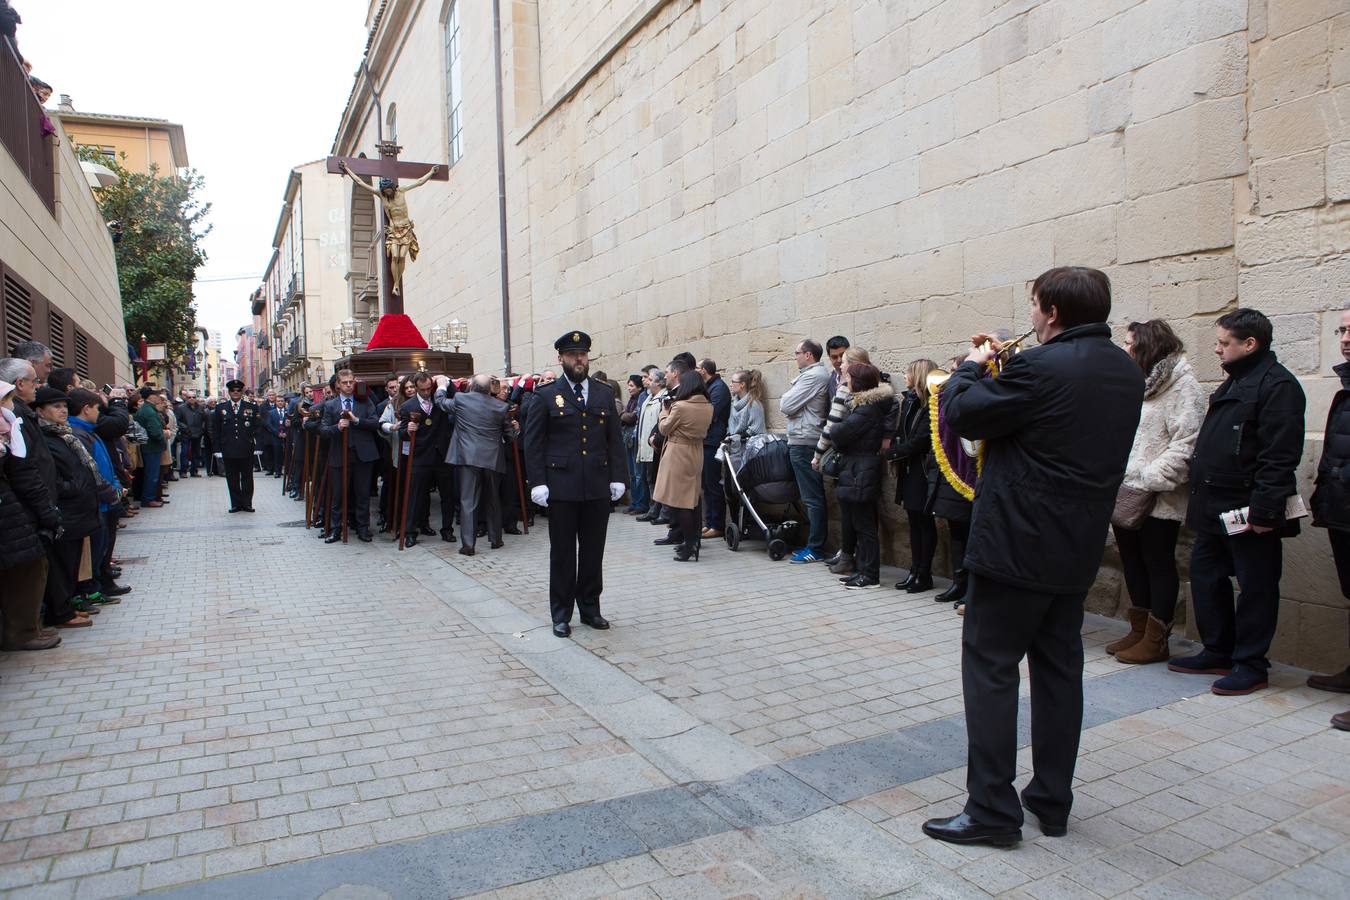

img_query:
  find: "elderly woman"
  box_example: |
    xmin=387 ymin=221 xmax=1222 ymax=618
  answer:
xmin=653 ymin=370 xmax=713 ymax=562
xmin=34 ymin=387 xmax=103 ymax=626
xmin=0 ymin=381 xmax=62 ymax=650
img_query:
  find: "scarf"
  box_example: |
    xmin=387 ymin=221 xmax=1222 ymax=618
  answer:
xmin=39 ymin=418 xmax=101 ymax=480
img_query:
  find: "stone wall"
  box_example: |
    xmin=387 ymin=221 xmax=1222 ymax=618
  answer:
xmin=340 ymin=0 xmax=1348 ymax=669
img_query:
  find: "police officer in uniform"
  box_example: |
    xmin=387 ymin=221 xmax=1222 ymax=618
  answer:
xmin=524 ymin=331 xmax=627 ymax=637
xmin=210 ymin=379 xmax=261 ymax=512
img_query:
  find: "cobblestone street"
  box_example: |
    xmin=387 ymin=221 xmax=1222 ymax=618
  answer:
xmin=0 ymin=476 xmax=1347 ymax=899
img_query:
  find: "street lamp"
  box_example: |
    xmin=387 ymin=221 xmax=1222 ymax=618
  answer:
xmin=449 ymin=318 xmax=468 ymax=352
xmin=428 ymin=323 xmax=449 ymax=351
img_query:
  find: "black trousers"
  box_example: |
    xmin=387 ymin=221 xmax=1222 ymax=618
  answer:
xmin=223 ymin=457 xmax=254 ymax=510
xmin=1189 ymin=529 xmax=1283 ymax=674
xmin=701 ymin=444 xmax=724 ymax=529
xmin=907 ymin=510 xmax=937 ymax=575
xmin=1113 ymin=517 xmax=1182 ymax=622
xmin=962 ymin=573 xmax=1085 ymax=829
xmin=458 ymin=466 xmax=502 ymax=549
xmin=840 ymin=499 xmax=879 ymax=580
xmin=328 ymin=459 xmax=374 ymax=535
xmin=548 ymin=497 xmax=611 ymax=625
xmin=944 ymin=517 xmax=970 ymax=575
xmin=43 ymin=537 xmax=82 ymax=624
xmin=406 ymin=463 xmax=457 ymax=535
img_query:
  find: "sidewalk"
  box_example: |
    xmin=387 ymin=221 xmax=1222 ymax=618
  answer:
xmin=0 ymin=476 xmax=1346 ymax=898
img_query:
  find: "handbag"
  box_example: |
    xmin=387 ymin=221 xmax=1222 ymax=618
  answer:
xmin=819 ymin=447 xmax=843 ymax=479
xmin=1111 ymin=483 xmax=1157 ymax=530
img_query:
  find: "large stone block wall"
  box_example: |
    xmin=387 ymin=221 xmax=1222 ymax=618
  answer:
xmin=346 ymin=0 xmax=1347 ymax=668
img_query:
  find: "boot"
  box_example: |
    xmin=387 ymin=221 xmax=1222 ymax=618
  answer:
xmin=828 ymin=552 xmax=855 ymax=576
xmin=1115 ymin=616 xmax=1171 ymax=665
xmin=905 ymin=570 xmax=934 ymax=593
xmin=1105 ymin=607 xmax=1149 ymax=655
xmin=935 ymin=570 xmax=967 ymax=603
xmin=895 ymin=572 xmax=919 ymax=591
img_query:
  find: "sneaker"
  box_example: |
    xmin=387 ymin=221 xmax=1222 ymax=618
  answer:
xmin=1167 ymin=651 xmax=1232 ymax=676
xmin=788 ymin=548 xmax=820 ymax=564
xmin=843 ymin=575 xmax=880 ymax=589
xmin=1211 ymin=665 xmax=1268 ymax=696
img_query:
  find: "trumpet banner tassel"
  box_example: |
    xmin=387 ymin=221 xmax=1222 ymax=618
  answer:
xmin=929 ymin=381 xmax=981 ymax=501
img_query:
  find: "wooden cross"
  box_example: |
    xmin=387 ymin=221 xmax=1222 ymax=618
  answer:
xmin=326 ymin=141 xmax=448 ymax=315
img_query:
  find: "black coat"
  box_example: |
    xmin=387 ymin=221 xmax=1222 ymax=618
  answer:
xmin=4 ymin=400 xmax=60 ymax=533
xmin=319 ymin=395 xmax=381 ymax=465
xmin=41 ymin=430 xmax=100 ymax=540
xmin=400 ymin=392 xmax=453 ymax=468
xmin=176 ymin=403 xmax=206 ymax=439
xmin=1187 ymin=349 xmax=1306 ymax=537
xmin=210 ymin=401 xmax=261 ymax=460
xmin=945 ymin=323 xmax=1144 ymax=595
xmin=831 ymin=384 xmax=895 ymax=505
xmin=0 ymin=461 xmax=44 ymax=571
xmin=704 ymin=375 xmax=732 ymax=447
xmin=1312 ymin=362 xmax=1350 ymax=532
xmin=888 ymin=389 xmax=931 ymax=511
xmin=523 ymin=377 xmax=626 ymax=502
xmin=96 ymin=402 xmax=130 ymax=443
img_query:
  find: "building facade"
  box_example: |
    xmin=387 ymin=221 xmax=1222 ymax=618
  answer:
xmin=0 ymin=39 xmax=130 ymax=383
xmin=318 ymin=0 xmax=1347 ymax=668
xmin=55 ymin=94 xmax=188 ymax=176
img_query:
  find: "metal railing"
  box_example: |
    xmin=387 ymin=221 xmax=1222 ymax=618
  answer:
xmin=0 ymin=38 xmax=55 ymax=214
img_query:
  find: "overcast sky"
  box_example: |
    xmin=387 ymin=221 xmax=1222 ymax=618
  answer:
xmin=17 ymin=0 xmax=371 ymax=346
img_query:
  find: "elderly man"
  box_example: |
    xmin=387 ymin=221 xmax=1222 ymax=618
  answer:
xmin=442 ymin=374 xmax=516 ymax=556
xmin=9 ymin=340 xmax=53 ymax=384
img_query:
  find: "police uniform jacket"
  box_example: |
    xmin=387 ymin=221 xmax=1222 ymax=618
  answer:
xmin=524 ymin=377 xmax=625 ymax=502
xmin=210 ymin=400 xmax=261 ymax=459
xmin=320 ymin=395 xmax=381 ymax=465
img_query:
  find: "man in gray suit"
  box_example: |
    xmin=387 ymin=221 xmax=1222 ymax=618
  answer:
xmin=440 ymin=374 xmax=517 ymax=556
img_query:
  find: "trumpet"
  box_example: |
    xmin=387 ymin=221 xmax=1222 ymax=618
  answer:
xmin=981 ymin=328 xmax=1036 ymax=365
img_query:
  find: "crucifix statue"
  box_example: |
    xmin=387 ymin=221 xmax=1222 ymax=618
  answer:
xmin=327 ymin=141 xmax=448 ymax=312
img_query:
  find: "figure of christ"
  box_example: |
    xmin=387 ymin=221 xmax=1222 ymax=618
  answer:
xmin=339 ymin=160 xmax=440 ymax=297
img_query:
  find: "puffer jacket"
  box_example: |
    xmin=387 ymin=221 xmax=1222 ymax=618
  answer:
xmin=41 ymin=428 xmax=101 ymax=540
xmin=830 ymin=383 xmax=895 ymax=504
xmin=1312 ymin=361 xmax=1350 ymax=532
xmin=1120 ymin=355 xmax=1207 ymax=522
xmin=780 ymin=361 xmax=831 ymax=446
xmin=4 ymin=399 xmax=60 ymax=533
xmin=888 ymin=389 xmax=931 ymax=511
xmin=0 ymin=462 xmax=45 ymax=571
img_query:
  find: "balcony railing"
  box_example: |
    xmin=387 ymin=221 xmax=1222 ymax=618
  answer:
xmin=1 ymin=38 xmax=55 ymax=214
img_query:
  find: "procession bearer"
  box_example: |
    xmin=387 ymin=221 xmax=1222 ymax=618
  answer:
xmin=210 ymin=379 xmax=261 ymax=513
xmin=524 ymin=331 xmax=627 ymax=637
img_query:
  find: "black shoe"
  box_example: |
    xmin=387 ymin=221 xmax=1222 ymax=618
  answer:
xmin=108 ymin=567 xmax=122 ymax=578
xmin=673 ymin=544 xmax=700 ymax=562
xmin=503 ymin=525 xmax=522 ymax=535
xmin=654 ymin=536 xmax=681 ymax=546
xmin=580 ymin=615 xmax=610 ymax=629
xmin=1020 ymin=796 xmax=1067 ymax=837
xmin=652 ymin=516 xmax=671 ymax=526
xmin=553 ymin=622 xmax=571 ymax=638
xmin=100 ymin=583 xmax=132 ymax=597
xmin=935 ymin=573 xmax=967 ymax=603
xmin=634 ymin=511 xmax=654 ymax=522
xmin=358 ymin=531 xmax=373 ymax=542
xmin=243 ymin=507 xmax=255 ymax=513
xmin=921 ymin=813 xmax=1021 ymax=847
xmin=420 ymin=526 xmax=436 ymax=537
xmin=844 ymin=575 xmax=880 ymax=589
xmin=324 ymin=532 xmax=342 ymax=544
xmin=440 ymin=530 xmax=456 ymax=543
xmin=906 ymin=573 xmax=934 ymax=593
xmin=228 ymin=508 xmax=239 ymax=514
xmin=490 ymin=540 xmax=504 ymax=549
xmin=404 ymin=534 xmax=418 ymax=547
xmin=896 ymin=573 xmax=918 ymax=591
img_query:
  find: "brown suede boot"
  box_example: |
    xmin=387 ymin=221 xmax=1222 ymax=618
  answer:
xmin=1105 ymin=607 xmax=1148 ymax=655
xmin=1115 ymin=615 xmax=1171 ymax=664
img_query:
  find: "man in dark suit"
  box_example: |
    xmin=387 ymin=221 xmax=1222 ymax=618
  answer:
xmin=523 ymin=331 xmax=628 ymax=638
xmin=210 ymin=379 xmax=261 ymax=513
xmin=446 ymin=374 xmax=516 ymax=555
xmin=922 ymin=267 xmax=1144 ymax=848
xmin=319 ymin=369 xmax=381 ymax=542
xmin=697 ymin=358 xmax=732 ymax=537
xmin=262 ymin=398 xmax=285 ymax=477
xmin=398 ymin=373 xmax=456 ymax=546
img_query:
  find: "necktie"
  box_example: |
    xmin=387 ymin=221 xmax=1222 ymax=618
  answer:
xmin=574 ymin=382 xmax=584 ymax=405
xmin=343 ymin=398 xmax=352 ymax=414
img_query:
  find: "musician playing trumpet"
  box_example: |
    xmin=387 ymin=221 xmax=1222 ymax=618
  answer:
xmin=921 ymin=267 xmax=1145 ymax=849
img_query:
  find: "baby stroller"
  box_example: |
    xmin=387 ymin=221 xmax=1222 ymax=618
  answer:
xmin=720 ymin=433 xmax=803 ymax=560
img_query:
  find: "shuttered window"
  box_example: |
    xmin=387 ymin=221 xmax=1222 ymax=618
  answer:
xmin=74 ymin=330 xmax=90 ymax=379
xmin=3 ymin=272 xmax=33 ymax=351
xmin=48 ymin=310 xmax=65 ymax=365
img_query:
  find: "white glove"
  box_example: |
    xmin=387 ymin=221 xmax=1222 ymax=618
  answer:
xmin=609 ymin=482 xmax=626 ymax=502
xmin=214 ymin=452 xmax=223 ymax=459
xmin=530 ymin=485 xmax=549 ymax=507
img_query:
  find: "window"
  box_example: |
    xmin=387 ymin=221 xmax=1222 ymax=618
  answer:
xmin=386 ymin=103 xmax=398 ymax=142
xmin=77 ymin=144 xmax=117 ymax=163
xmin=444 ymin=2 xmax=463 ymax=164
xmin=74 ymin=330 xmax=90 ymax=379
xmin=48 ymin=310 xmax=65 ymax=365
xmin=3 ymin=272 xmax=33 ymax=349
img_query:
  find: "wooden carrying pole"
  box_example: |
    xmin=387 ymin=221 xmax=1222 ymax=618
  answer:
xmin=398 ymin=420 xmax=418 ymax=551
xmin=302 ymin=432 xmax=313 ymax=523
xmin=340 ymin=426 xmax=350 ymax=543
xmin=511 ymin=438 xmax=529 ymax=535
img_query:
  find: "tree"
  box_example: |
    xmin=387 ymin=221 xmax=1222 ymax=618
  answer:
xmin=78 ymin=146 xmax=211 ymax=360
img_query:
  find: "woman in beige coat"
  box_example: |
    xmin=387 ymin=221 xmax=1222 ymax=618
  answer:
xmin=654 ymin=371 xmax=713 ymax=561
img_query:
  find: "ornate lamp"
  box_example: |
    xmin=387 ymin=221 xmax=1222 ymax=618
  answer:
xmin=330 ymin=326 xmax=345 ymax=353
xmin=339 ymin=317 xmax=366 ymax=352
xmin=427 ymin=323 xmax=449 ymax=351
xmin=449 ymin=318 xmax=468 ymax=352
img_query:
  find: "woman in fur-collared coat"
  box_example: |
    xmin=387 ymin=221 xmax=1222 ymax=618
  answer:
xmin=830 ymin=363 xmax=895 ymax=589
